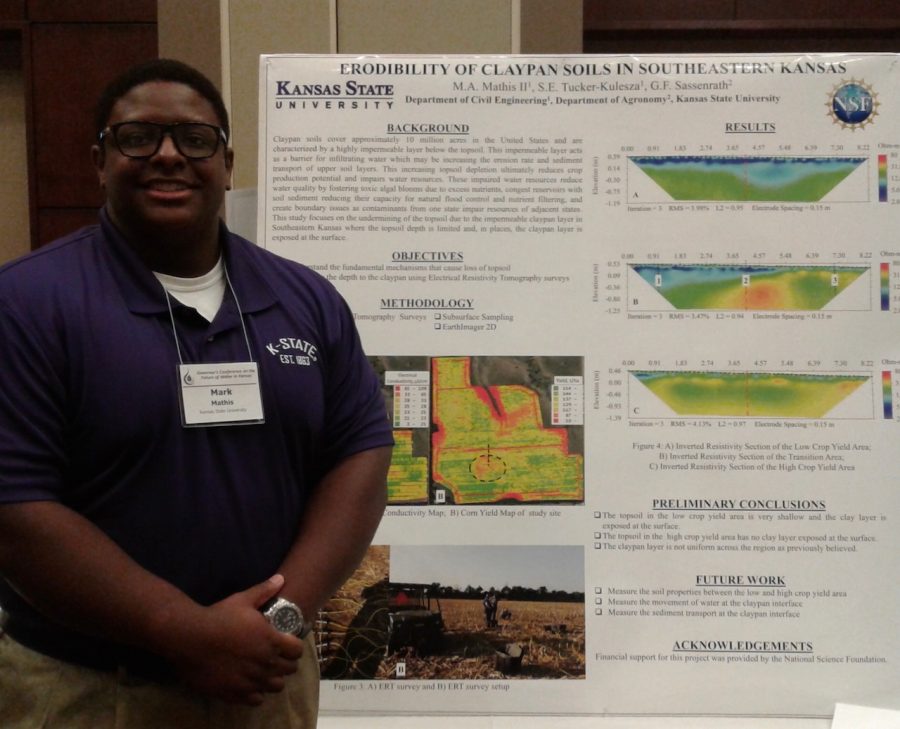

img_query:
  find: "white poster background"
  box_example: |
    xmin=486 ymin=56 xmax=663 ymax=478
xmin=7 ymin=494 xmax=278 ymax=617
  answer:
xmin=832 ymin=703 xmax=900 ymax=729
xmin=258 ymin=54 xmax=900 ymax=717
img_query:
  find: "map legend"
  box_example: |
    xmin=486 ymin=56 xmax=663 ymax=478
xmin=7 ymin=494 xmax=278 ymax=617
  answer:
xmin=552 ymin=376 xmax=585 ymax=425
xmin=386 ymin=370 xmax=430 ymax=429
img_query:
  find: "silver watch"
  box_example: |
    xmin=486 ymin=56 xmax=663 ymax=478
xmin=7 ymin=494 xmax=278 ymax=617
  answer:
xmin=262 ymin=597 xmax=313 ymax=638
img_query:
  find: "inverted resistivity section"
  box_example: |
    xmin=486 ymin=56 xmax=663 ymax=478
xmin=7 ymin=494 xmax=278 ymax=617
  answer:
xmin=630 ymin=156 xmax=867 ymax=202
xmin=632 ymin=371 xmax=869 ymax=419
xmin=631 ymin=264 xmax=867 ymax=310
xmin=431 ymin=357 xmax=583 ymax=504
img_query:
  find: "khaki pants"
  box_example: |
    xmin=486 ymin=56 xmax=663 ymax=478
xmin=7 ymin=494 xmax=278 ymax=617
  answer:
xmin=0 ymin=632 xmax=319 ymax=729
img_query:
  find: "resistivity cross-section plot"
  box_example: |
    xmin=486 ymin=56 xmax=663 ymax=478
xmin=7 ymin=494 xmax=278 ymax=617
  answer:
xmin=628 ymin=264 xmax=870 ymax=311
xmin=431 ymin=356 xmax=584 ymax=505
xmin=628 ymin=156 xmax=868 ymax=203
xmin=630 ymin=370 xmax=871 ymax=419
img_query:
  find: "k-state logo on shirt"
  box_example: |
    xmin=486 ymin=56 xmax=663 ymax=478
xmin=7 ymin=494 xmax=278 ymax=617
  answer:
xmin=265 ymin=337 xmax=318 ymax=366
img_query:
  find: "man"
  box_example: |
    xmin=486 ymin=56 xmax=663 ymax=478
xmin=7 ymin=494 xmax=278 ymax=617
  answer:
xmin=0 ymin=59 xmax=393 ymax=728
xmin=483 ymin=588 xmax=498 ymax=628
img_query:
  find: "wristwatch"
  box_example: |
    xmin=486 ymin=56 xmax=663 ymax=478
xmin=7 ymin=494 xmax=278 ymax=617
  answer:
xmin=262 ymin=597 xmax=313 ymax=638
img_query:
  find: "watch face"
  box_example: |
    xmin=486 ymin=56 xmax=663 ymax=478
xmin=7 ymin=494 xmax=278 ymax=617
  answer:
xmin=271 ymin=603 xmax=303 ymax=634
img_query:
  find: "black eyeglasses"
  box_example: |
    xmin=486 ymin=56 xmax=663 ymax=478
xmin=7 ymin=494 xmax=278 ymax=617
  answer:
xmin=98 ymin=121 xmax=228 ymax=160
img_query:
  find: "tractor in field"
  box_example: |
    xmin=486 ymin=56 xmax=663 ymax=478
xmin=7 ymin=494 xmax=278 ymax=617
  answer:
xmin=385 ymin=582 xmax=445 ymax=656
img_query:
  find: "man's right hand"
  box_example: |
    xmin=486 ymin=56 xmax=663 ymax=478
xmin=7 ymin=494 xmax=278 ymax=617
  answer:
xmin=0 ymin=503 xmax=304 ymax=706
xmin=162 ymin=574 xmax=305 ymax=706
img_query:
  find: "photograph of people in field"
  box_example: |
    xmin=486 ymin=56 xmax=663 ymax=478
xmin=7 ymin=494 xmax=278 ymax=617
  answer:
xmin=318 ymin=545 xmax=585 ymax=680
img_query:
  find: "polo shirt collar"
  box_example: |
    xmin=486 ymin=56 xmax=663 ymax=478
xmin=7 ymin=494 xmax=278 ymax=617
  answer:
xmin=98 ymin=208 xmax=278 ymax=316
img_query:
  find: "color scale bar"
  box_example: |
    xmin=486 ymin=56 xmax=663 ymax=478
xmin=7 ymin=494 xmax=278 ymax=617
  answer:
xmin=879 ymin=155 xmax=888 ymax=202
xmin=881 ymin=262 xmax=891 ymax=311
xmin=882 ymin=371 xmax=893 ymax=419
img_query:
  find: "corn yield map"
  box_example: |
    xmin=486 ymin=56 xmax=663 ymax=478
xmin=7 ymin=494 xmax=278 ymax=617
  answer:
xmin=431 ymin=357 xmax=584 ymax=504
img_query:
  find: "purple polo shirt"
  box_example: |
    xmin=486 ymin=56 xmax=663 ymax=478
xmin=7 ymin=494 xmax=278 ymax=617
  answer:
xmin=0 ymin=210 xmax=392 ymax=674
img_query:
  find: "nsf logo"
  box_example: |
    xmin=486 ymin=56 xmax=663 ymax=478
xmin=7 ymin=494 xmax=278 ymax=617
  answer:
xmin=827 ymin=79 xmax=879 ymax=130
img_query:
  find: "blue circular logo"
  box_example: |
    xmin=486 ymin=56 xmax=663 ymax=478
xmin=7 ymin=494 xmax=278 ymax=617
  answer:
xmin=830 ymin=81 xmax=877 ymax=129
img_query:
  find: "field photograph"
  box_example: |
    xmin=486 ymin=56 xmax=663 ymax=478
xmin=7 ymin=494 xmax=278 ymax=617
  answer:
xmin=317 ymin=545 xmax=585 ymax=681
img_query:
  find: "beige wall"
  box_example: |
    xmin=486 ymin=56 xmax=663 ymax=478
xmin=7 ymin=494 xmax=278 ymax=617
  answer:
xmin=158 ymin=0 xmax=223 ymax=89
xmin=159 ymin=0 xmax=331 ymax=190
xmin=159 ymin=0 xmax=581 ymax=193
xmin=337 ymin=0 xmax=513 ymax=53
xmin=228 ymin=0 xmax=332 ymax=190
xmin=336 ymin=0 xmax=580 ymax=55
xmin=0 ymin=69 xmax=30 ymax=264
xmin=158 ymin=0 xmax=579 ymax=192
xmin=521 ymin=0 xmax=582 ymax=54
xmin=0 ymin=0 xmax=580 ymax=265
xmin=157 ymin=0 xmax=331 ymax=188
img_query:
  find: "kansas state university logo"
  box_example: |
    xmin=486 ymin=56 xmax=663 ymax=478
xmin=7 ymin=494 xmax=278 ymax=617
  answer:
xmin=266 ymin=337 xmax=318 ymax=366
xmin=828 ymin=79 xmax=879 ymax=130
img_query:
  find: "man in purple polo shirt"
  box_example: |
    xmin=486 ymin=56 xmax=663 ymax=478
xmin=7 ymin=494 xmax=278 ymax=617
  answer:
xmin=0 ymin=59 xmax=393 ymax=728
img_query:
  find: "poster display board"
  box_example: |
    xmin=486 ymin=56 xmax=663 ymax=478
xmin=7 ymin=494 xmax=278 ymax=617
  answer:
xmin=257 ymin=54 xmax=899 ymax=717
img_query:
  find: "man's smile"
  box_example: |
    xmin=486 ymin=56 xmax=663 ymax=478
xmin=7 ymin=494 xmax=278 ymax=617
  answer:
xmin=144 ymin=179 xmax=193 ymax=191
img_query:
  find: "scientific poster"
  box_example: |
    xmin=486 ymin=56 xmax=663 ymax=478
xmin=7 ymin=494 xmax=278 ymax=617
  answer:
xmin=257 ymin=54 xmax=900 ymax=717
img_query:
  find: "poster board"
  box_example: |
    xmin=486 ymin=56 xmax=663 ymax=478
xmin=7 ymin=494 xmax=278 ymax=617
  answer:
xmin=257 ymin=54 xmax=900 ymax=717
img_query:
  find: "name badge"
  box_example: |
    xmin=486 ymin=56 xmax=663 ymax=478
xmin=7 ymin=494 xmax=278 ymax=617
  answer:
xmin=178 ymin=362 xmax=265 ymax=427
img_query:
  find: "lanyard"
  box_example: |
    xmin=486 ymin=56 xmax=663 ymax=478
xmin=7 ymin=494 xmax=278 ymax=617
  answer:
xmin=159 ymin=261 xmax=265 ymax=427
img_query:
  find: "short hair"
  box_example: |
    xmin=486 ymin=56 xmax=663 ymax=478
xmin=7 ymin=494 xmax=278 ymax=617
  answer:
xmin=94 ymin=58 xmax=230 ymax=141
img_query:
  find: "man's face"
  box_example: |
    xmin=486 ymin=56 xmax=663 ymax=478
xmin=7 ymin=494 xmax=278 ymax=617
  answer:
xmin=92 ymin=81 xmax=234 ymax=244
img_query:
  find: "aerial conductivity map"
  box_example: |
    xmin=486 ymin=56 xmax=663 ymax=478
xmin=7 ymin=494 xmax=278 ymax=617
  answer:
xmin=369 ymin=356 xmax=431 ymax=504
xmin=372 ymin=356 xmax=584 ymax=505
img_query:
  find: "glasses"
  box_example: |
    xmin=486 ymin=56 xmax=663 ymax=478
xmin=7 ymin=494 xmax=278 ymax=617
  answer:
xmin=99 ymin=121 xmax=228 ymax=160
